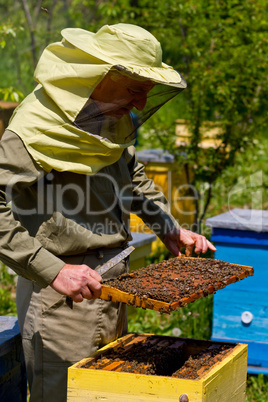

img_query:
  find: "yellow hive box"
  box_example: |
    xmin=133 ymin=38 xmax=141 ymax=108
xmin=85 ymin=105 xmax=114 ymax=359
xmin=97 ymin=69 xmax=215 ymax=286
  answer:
xmin=67 ymin=333 xmax=248 ymax=401
xmin=130 ymin=149 xmax=196 ymax=237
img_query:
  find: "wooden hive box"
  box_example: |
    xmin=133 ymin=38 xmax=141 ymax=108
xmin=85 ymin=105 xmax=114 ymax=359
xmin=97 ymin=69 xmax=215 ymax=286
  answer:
xmin=67 ymin=333 xmax=248 ymax=401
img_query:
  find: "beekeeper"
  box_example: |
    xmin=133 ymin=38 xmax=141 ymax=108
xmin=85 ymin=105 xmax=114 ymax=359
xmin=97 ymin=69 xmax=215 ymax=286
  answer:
xmin=0 ymin=23 xmax=216 ymax=401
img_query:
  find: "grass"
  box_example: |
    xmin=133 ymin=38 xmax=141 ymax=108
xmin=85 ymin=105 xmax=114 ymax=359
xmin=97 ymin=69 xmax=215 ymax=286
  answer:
xmin=128 ymin=295 xmax=213 ymax=340
xmin=246 ymin=374 xmax=268 ymax=402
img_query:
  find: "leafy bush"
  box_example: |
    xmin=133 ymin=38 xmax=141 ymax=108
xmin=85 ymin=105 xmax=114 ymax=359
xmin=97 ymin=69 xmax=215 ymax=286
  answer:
xmin=128 ymin=295 xmax=213 ymax=340
xmin=246 ymin=374 xmax=268 ymax=402
xmin=0 ymin=263 xmax=17 ymax=316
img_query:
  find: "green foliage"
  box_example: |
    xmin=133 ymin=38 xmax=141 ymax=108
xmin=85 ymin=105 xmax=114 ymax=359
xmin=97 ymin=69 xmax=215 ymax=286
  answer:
xmin=145 ymin=244 xmax=172 ymax=265
xmin=206 ymin=131 xmax=268 ymax=220
xmin=80 ymin=0 xmax=268 ymax=232
xmin=0 ymin=19 xmax=26 ymax=100
xmin=246 ymin=374 xmax=268 ymax=402
xmin=0 ymin=86 xmax=24 ymax=102
xmin=140 ymin=0 xmax=268 ymax=230
xmin=0 ymin=1 xmax=77 ymax=94
xmin=0 ymin=22 xmax=16 ymax=48
xmin=128 ymin=295 xmax=213 ymax=339
xmin=0 ymin=264 xmax=17 ymax=316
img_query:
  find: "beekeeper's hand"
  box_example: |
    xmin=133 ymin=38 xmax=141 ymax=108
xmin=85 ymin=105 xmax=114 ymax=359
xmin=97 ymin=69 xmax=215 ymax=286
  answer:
xmin=50 ymin=264 xmax=102 ymax=302
xmin=163 ymin=228 xmax=216 ymax=257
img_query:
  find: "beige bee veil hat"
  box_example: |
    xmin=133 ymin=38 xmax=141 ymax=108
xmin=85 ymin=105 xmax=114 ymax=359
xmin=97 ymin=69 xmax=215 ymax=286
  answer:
xmin=61 ymin=23 xmax=186 ymax=88
xmin=8 ymin=23 xmax=186 ymax=175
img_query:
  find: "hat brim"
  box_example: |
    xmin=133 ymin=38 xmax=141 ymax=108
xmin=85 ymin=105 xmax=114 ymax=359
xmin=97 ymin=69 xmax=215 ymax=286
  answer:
xmin=61 ymin=28 xmax=186 ymax=89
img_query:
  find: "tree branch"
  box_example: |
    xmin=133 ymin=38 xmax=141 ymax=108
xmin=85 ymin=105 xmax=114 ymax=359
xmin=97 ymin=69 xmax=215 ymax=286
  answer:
xmin=198 ymin=183 xmax=212 ymax=229
xmin=21 ymin=0 xmax=33 ymax=28
xmin=45 ymin=0 xmax=58 ymax=46
xmin=21 ymin=0 xmax=37 ymax=67
xmin=33 ymin=0 xmax=43 ymax=27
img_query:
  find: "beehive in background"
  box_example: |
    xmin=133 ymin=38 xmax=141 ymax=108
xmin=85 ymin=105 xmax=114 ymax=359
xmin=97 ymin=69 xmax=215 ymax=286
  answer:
xmin=175 ymin=119 xmax=223 ymax=149
xmin=130 ymin=149 xmax=195 ymax=239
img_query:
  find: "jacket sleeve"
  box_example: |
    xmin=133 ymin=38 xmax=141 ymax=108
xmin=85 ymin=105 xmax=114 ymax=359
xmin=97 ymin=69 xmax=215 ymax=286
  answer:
xmin=0 ymin=131 xmax=65 ymax=287
xmin=126 ymin=146 xmax=180 ymax=241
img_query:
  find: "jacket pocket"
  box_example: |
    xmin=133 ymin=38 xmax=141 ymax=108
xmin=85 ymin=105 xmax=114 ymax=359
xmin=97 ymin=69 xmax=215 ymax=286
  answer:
xmin=35 ymin=211 xmax=94 ymax=255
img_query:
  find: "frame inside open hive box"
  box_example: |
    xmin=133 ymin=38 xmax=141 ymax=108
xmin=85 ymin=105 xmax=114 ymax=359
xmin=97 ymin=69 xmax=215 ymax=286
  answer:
xmin=100 ymin=257 xmax=254 ymax=313
xmin=68 ymin=333 xmax=248 ymax=401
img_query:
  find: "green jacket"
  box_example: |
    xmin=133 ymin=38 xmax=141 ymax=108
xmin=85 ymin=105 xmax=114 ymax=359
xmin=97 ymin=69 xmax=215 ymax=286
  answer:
xmin=0 ymin=130 xmax=178 ymax=288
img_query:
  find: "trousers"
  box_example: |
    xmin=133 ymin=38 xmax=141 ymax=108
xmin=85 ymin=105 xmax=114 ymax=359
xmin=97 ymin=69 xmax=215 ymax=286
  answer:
xmin=16 ymin=249 xmax=129 ymax=402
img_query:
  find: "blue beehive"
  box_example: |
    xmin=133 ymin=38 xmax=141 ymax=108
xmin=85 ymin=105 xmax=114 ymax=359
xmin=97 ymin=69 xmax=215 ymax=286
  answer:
xmin=206 ymin=208 xmax=268 ymax=374
xmin=0 ymin=316 xmax=27 ymax=401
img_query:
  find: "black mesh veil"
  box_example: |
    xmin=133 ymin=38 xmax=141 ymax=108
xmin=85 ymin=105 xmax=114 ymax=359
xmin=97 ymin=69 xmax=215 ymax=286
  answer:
xmin=74 ymin=69 xmax=186 ymax=145
xmin=126 ymin=83 xmax=186 ymax=142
